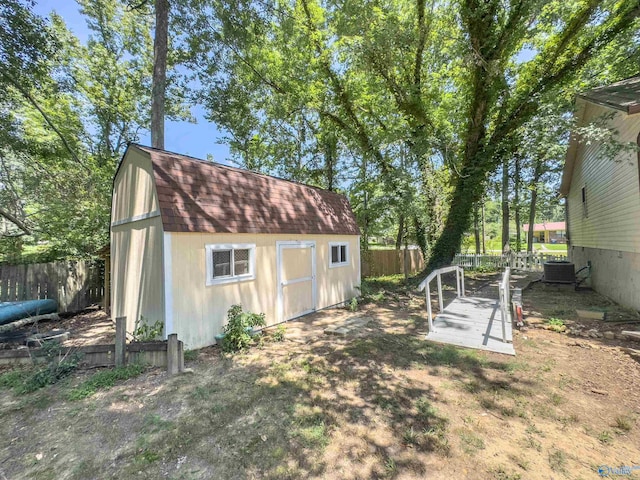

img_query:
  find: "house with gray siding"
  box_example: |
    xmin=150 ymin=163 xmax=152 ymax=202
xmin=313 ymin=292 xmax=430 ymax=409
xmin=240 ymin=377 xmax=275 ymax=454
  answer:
xmin=560 ymin=76 xmax=640 ymax=310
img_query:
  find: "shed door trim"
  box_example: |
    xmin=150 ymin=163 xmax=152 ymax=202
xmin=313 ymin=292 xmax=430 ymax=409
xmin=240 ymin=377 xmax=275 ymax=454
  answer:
xmin=276 ymin=241 xmax=316 ymax=322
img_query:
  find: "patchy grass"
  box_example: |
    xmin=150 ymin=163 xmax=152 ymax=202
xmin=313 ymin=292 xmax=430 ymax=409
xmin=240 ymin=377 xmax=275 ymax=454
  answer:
xmin=458 ymin=429 xmax=486 ymax=455
xmin=0 ymin=368 xmax=30 ymax=391
xmin=67 ymin=364 xmax=146 ymax=400
xmin=490 ymin=465 xmax=522 ymax=480
xmin=614 ymin=415 xmax=634 ymax=432
xmin=598 ymin=430 xmax=614 ymax=445
xmin=548 ymin=448 xmax=568 ymax=474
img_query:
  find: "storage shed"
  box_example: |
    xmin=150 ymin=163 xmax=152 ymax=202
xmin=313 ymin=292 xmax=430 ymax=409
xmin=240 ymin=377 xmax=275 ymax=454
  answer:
xmin=111 ymin=144 xmax=361 ymax=349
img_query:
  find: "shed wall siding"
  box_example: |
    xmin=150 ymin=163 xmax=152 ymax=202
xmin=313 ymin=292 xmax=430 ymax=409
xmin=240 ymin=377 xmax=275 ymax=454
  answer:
xmin=111 ymin=217 xmax=165 ymax=335
xmin=111 ymin=149 xmax=165 ymax=335
xmin=112 ymin=148 xmax=159 ymax=223
xmin=567 ymin=103 xmax=640 ymax=253
xmin=168 ymin=233 xmax=360 ymax=349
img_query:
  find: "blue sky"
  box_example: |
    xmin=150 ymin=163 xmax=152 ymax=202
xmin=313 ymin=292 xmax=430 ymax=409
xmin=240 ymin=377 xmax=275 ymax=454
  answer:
xmin=33 ymin=0 xmax=232 ymax=165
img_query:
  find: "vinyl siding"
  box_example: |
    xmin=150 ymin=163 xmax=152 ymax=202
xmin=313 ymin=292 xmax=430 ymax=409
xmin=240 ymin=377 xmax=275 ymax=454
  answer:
xmin=567 ymin=103 xmax=640 ymax=253
xmin=168 ymin=233 xmax=360 ymax=349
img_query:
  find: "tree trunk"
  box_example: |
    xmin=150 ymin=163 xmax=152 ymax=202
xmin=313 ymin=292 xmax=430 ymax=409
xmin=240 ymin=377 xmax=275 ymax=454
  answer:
xmin=403 ymin=227 xmax=409 ymax=282
xmin=501 ymin=158 xmax=510 ymax=253
xmin=425 ymin=164 xmax=485 ymax=271
xmin=324 ymin=133 xmax=336 ymax=191
xmin=481 ymin=198 xmax=486 ymax=254
xmin=151 ymin=0 xmax=169 ymax=149
xmin=527 ymin=167 xmax=543 ymax=252
xmin=362 ymin=190 xmax=369 ymax=251
xmin=514 ymin=157 xmax=521 ymax=252
xmin=396 ymin=214 xmax=404 ymax=250
xmin=473 ymin=203 xmax=480 ymax=254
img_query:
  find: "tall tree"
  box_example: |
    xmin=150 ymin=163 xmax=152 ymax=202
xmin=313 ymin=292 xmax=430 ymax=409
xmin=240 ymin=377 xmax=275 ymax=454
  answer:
xmin=426 ymin=0 xmax=640 ymax=270
xmin=501 ymin=159 xmax=510 ymax=253
xmin=151 ymin=0 xmax=169 ymax=149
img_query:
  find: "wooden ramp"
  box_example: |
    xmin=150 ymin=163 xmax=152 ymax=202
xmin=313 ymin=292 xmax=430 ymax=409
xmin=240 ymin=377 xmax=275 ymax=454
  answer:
xmin=426 ymin=296 xmax=515 ymax=356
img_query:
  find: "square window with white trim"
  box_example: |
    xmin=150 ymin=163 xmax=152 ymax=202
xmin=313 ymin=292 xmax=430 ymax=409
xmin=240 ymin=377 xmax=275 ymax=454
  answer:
xmin=329 ymin=242 xmax=349 ymax=267
xmin=206 ymin=244 xmax=256 ymax=285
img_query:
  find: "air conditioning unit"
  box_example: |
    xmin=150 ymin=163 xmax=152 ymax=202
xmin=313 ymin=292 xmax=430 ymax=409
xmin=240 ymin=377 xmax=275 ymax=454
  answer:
xmin=543 ymin=261 xmax=576 ymax=284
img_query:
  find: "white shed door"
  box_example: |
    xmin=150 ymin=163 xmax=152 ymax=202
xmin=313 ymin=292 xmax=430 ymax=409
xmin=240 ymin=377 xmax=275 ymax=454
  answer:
xmin=277 ymin=242 xmax=316 ymax=322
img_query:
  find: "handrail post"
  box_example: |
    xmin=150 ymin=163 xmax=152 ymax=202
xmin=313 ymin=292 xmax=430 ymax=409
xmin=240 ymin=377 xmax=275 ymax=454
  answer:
xmin=461 ymin=268 xmax=465 ymax=296
xmin=436 ymin=272 xmax=443 ymax=313
xmin=501 ymin=299 xmax=507 ymax=343
xmin=426 ymin=281 xmax=433 ymax=332
xmin=456 ymin=268 xmax=460 ymax=297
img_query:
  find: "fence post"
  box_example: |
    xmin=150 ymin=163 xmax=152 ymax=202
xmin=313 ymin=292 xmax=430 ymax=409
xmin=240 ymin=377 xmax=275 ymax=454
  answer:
xmin=167 ymin=334 xmax=180 ymax=375
xmin=115 ymin=317 xmax=126 ymax=367
xmin=461 ymin=268 xmax=465 ymax=296
xmin=178 ymin=340 xmax=184 ymax=373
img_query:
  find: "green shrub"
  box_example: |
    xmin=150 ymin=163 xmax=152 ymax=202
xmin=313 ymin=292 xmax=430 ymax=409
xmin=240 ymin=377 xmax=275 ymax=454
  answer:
xmin=272 ymin=324 xmax=286 ymax=342
xmin=355 ymin=282 xmax=385 ymax=303
xmin=546 ymin=317 xmax=566 ymax=333
xmin=222 ymin=305 xmax=266 ymax=352
xmin=183 ymin=350 xmax=199 ymax=362
xmin=19 ymin=342 xmax=82 ymax=394
xmin=547 ymin=318 xmax=565 ymax=326
xmin=349 ymin=297 xmax=358 ymax=312
xmin=132 ymin=316 xmax=164 ymax=342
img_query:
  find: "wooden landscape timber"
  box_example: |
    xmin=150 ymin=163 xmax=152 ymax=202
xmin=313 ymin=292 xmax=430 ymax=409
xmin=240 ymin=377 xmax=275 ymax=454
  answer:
xmin=0 ymin=313 xmax=60 ymax=333
xmin=0 ymin=316 xmax=184 ymax=374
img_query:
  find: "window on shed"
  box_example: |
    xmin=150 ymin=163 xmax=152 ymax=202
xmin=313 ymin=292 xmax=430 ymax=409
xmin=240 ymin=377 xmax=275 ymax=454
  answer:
xmin=234 ymin=249 xmax=250 ymax=275
xmin=212 ymin=250 xmax=231 ymax=278
xmin=329 ymin=242 xmax=348 ymax=267
xmin=206 ymin=244 xmax=256 ymax=285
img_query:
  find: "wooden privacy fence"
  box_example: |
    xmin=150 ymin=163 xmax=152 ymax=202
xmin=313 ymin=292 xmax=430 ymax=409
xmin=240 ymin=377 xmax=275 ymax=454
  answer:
xmin=0 ymin=260 xmax=103 ymax=312
xmin=361 ymin=249 xmax=424 ymax=277
xmin=453 ymin=252 xmax=568 ymax=271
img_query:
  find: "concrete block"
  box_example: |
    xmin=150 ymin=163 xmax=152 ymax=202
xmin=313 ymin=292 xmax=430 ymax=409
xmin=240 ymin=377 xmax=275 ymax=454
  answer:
xmin=576 ymin=309 xmax=606 ymax=320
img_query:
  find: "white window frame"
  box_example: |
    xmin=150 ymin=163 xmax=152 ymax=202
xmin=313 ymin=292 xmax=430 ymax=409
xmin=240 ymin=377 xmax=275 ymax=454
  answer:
xmin=329 ymin=242 xmax=349 ymax=268
xmin=205 ymin=243 xmax=256 ymax=286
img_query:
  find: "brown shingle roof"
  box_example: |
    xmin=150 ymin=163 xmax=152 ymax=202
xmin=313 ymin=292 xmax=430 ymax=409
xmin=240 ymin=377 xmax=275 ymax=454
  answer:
xmin=133 ymin=145 xmax=360 ymax=236
xmin=578 ymin=75 xmax=640 ymax=115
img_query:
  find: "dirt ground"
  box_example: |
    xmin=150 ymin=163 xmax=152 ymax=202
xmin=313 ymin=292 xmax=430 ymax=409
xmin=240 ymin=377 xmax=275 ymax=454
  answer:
xmin=0 ymin=273 xmax=639 ymax=479
xmin=0 ymin=308 xmax=114 ymax=350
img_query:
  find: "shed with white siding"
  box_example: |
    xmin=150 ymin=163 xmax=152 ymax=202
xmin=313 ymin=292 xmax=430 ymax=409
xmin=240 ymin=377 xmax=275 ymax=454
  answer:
xmin=560 ymin=76 xmax=640 ymax=310
xmin=111 ymin=144 xmax=361 ymax=349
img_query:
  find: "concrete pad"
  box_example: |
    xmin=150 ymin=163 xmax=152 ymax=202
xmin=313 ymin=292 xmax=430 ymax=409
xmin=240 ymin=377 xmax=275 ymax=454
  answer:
xmin=324 ymin=316 xmax=373 ymax=336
